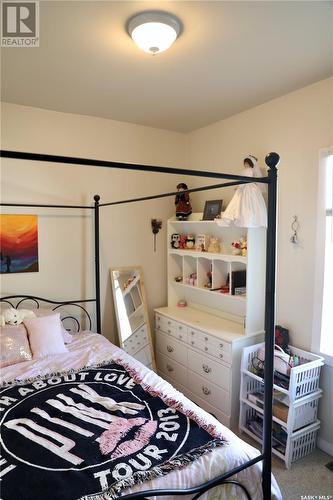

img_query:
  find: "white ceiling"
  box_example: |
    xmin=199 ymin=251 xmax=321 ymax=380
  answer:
xmin=1 ymin=1 xmax=332 ymax=132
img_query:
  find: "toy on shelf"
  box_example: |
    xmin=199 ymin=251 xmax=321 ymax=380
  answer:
xmin=184 ymin=272 xmax=197 ymax=286
xmin=240 ymin=237 xmax=247 ymax=257
xmin=185 ymin=234 xmax=195 ymax=249
xmin=221 ymin=154 xmax=267 ymax=228
xmin=231 ymin=239 xmax=242 ymax=255
xmin=208 ymin=237 xmax=220 ymax=253
xmin=179 ymin=235 xmax=187 ymax=249
xmin=171 ymin=233 xmax=181 ymax=249
xmin=195 ymin=234 xmax=209 ymax=252
xmin=175 ymin=183 xmax=192 ymax=220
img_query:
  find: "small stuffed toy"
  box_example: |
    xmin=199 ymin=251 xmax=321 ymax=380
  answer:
xmin=175 ymin=183 xmax=192 ymax=220
xmin=0 ymin=308 xmax=36 ymax=326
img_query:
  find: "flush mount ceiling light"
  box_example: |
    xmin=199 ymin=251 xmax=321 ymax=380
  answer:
xmin=127 ymin=11 xmax=181 ymax=55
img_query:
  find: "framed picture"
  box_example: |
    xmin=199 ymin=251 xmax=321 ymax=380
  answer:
xmin=202 ymin=200 xmax=223 ymax=221
xmin=0 ymin=214 xmax=39 ymax=273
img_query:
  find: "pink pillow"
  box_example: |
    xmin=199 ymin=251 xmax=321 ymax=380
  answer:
xmin=0 ymin=324 xmax=32 ymax=367
xmin=33 ymin=308 xmax=73 ymax=344
xmin=23 ymin=313 xmax=68 ymax=359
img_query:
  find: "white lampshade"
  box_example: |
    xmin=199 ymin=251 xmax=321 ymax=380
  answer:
xmin=128 ymin=12 xmax=181 ymax=55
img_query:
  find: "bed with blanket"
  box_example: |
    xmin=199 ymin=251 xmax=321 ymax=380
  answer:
xmin=0 ymin=326 xmax=282 ymax=500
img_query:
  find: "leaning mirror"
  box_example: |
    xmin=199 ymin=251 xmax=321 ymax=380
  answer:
xmin=110 ymin=266 xmax=156 ymax=370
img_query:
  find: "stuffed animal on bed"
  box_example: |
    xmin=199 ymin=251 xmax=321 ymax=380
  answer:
xmin=0 ymin=308 xmax=36 ymax=327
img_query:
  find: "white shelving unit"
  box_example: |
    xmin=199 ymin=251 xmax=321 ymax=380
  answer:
xmin=154 ymin=213 xmax=268 ymax=429
xmin=167 ymin=213 xmax=266 ymax=335
xmin=239 ymin=342 xmax=324 ymax=468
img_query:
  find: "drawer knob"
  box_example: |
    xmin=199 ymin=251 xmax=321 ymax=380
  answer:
xmin=179 ymin=335 xmax=182 ymax=339
xmin=168 ymin=329 xmax=171 ymax=333
xmin=167 ymin=345 xmax=174 ymax=353
xmin=179 ymin=326 xmax=183 ymax=330
xmin=205 ymin=337 xmax=208 ymax=341
xmin=202 ymin=386 xmax=211 ymax=396
xmin=191 ymin=331 xmax=194 ymax=335
xmin=202 ymin=364 xmax=212 ymax=374
xmin=204 ymin=346 xmax=208 ymax=351
xmin=219 ymin=354 xmax=224 ymax=359
xmin=191 ymin=340 xmax=194 ymax=345
xmin=168 ymin=321 xmax=171 ymax=325
xmin=166 ymin=364 xmax=174 ymax=372
xmin=220 ymin=343 xmax=224 ymax=348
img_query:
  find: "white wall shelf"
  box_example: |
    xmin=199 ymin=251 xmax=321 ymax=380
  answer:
xmin=168 ymin=213 xmax=266 ymax=335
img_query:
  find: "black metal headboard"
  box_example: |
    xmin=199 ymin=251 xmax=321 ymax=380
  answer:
xmin=0 ymin=295 xmax=95 ymax=332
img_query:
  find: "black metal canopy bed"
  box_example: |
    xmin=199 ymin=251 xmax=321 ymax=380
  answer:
xmin=0 ymin=149 xmax=280 ymax=500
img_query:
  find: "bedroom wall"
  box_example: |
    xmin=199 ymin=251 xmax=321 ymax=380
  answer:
xmin=0 ymin=103 xmax=188 ymax=343
xmin=2 ymin=79 xmax=332 ymax=452
xmin=187 ymin=77 xmax=333 ymax=453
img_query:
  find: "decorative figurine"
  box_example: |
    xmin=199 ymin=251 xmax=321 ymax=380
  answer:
xmin=240 ymin=237 xmax=247 ymax=257
xmin=175 ymin=183 xmax=192 ymax=220
xmin=208 ymin=237 xmax=220 ymax=253
xmin=171 ymin=233 xmax=181 ymax=249
xmin=185 ymin=234 xmax=195 ymax=249
xmin=179 ymin=234 xmax=187 ymax=249
xmin=221 ymin=155 xmax=267 ymax=228
xmin=195 ymin=234 xmax=209 ymax=252
xmin=231 ymin=239 xmax=242 ymax=255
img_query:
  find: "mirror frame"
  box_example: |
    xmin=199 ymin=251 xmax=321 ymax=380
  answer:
xmin=110 ymin=266 xmax=156 ymax=371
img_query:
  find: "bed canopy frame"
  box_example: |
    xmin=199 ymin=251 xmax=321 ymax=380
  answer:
xmin=0 ymin=148 xmax=280 ymax=500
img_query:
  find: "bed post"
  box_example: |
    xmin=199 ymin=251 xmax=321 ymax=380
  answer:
xmin=262 ymin=152 xmax=280 ymax=499
xmin=94 ymin=194 xmax=101 ymax=334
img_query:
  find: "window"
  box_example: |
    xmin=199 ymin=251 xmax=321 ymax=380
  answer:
xmin=313 ymin=150 xmax=333 ymax=363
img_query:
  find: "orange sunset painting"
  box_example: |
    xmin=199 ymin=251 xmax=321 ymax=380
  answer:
xmin=0 ymin=215 xmax=39 ymax=273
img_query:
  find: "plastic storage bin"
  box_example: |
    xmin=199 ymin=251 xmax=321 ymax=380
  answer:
xmin=239 ymin=404 xmax=321 ymax=468
xmin=241 ymin=342 xmax=324 ymax=401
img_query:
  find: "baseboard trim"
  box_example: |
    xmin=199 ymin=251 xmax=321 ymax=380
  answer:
xmin=317 ymin=437 xmax=333 ymax=457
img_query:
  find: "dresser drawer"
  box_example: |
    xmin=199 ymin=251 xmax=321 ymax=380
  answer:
xmin=155 ymin=314 xmax=177 ymax=335
xmin=188 ymin=338 xmax=231 ymax=364
xmin=210 ymin=337 xmax=231 ymax=354
xmin=188 ymin=327 xmax=211 ymax=344
xmin=172 ymin=322 xmax=188 ymax=343
xmin=188 ymin=349 xmax=230 ymax=391
xmin=155 ymin=331 xmax=187 ymax=365
xmin=156 ymin=352 xmax=187 ymax=387
xmin=188 ymin=370 xmax=230 ymax=415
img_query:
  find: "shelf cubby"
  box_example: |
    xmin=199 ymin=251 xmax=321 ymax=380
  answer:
xmin=169 ymin=253 xmax=183 ymax=283
xmin=212 ymin=260 xmax=230 ymax=292
xmin=197 ymin=257 xmax=212 ymax=289
xmin=183 ymin=255 xmax=197 ymax=286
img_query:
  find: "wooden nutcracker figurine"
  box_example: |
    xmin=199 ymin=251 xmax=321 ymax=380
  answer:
xmin=175 ymin=183 xmax=192 ymax=220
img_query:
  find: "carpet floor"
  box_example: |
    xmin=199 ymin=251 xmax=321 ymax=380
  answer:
xmin=238 ymin=432 xmax=333 ymax=499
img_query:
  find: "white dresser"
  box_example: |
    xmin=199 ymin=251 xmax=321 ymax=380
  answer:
xmin=155 ymin=306 xmax=263 ymax=429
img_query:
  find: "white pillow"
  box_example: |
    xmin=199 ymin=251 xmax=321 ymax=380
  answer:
xmin=23 ymin=313 xmax=68 ymax=359
xmin=33 ymin=308 xmax=73 ymax=344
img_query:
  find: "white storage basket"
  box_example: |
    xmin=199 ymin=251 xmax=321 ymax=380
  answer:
xmin=240 ymin=373 xmax=322 ymax=432
xmin=241 ymin=342 xmax=324 ymax=401
xmin=239 ymin=405 xmax=321 ymax=468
